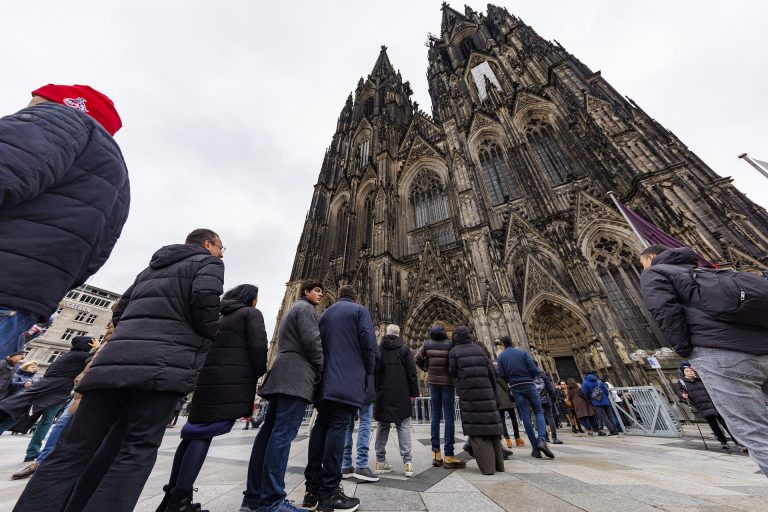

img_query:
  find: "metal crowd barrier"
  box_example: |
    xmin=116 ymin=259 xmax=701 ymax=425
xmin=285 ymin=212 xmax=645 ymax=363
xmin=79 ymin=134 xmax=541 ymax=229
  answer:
xmin=609 ymin=386 xmax=683 ymax=438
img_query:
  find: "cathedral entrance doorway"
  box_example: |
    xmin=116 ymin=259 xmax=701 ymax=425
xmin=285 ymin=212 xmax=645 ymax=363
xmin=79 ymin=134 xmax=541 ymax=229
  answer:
xmin=403 ymin=295 xmax=473 ymax=348
xmin=525 ymin=297 xmax=596 ymax=382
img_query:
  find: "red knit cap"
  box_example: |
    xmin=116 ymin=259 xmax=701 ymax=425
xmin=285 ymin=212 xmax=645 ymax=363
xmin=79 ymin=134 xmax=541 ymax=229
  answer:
xmin=31 ymin=84 xmax=122 ymax=136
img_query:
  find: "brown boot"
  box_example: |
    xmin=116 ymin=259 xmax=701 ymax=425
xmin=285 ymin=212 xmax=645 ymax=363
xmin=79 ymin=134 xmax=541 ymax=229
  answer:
xmin=432 ymin=450 xmax=443 ymax=467
xmin=505 ymin=438 xmax=513 ymax=450
xmin=443 ymin=455 xmax=466 ymax=469
xmin=12 ymin=462 xmax=38 ymax=480
xmin=515 ymin=437 xmax=525 ymax=446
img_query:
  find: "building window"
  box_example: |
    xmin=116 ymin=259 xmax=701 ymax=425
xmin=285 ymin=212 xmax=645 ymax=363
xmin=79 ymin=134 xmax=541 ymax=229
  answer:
xmin=61 ymin=328 xmax=87 ymax=341
xmin=470 ymin=62 xmax=502 ymax=101
xmin=526 ymin=119 xmax=572 ymax=185
xmin=335 ymin=203 xmax=350 ymax=257
xmin=364 ymin=97 xmax=374 ymax=117
xmin=410 ymin=169 xmax=448 ymax=229
xmin=65 ymin=290 xmax=80 ymax=300
xmin=74 ymin=311 xmax=98 ymax=324
xmin=79 ymin=295 xmax=112 ymax=309
xmin=357 ymin=139 xmax=371 ymax=169
xmin=362 ymin=191 xmax=375 ymax=250
xmin=47 ymin=351 xmax=63 ymax=364
xmin=459 ymin=36 xmax=475 ymax=61
xmin=478 ymin=140 xmax=519 ymax=205
xmin=55 ymin=307 xmax=64 ymax=315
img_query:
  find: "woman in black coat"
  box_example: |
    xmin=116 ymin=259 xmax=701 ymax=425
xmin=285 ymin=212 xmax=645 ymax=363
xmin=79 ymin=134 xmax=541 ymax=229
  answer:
xmin=678 ymin=365 xmax=742 ymax=449
xmin=158 ymin=284 xmax=268 ymax=512
xmin=448 ymin=326 xmax=504 ymax=475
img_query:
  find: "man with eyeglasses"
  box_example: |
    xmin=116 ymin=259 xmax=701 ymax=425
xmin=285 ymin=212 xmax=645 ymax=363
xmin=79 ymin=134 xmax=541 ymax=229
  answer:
xmin=15 ymin=228 xmax=225 ymax=512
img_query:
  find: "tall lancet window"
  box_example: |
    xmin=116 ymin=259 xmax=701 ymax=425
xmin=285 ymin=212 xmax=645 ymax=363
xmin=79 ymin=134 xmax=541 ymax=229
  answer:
xmin=526 ymin=119 xmax=572 ymax=185
xmin=478 ymin=140 xmax=519 ymax=205
xmin=358 ymin=138 xmax=370 ymax=169
xmin=411 ymin=169 xmax=447 ymax=229
xmin=362 ymin=191 xmax=375 ymax=250
xmin=335 ymin=203 xmax=349 ymax=257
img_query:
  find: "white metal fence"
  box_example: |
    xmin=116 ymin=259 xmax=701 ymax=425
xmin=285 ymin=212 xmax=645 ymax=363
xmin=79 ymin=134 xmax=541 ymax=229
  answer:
xmin=609 ymin=386 xmax=683 ymax=438
xmin=411 ymin=396 xmax=462 ymax=424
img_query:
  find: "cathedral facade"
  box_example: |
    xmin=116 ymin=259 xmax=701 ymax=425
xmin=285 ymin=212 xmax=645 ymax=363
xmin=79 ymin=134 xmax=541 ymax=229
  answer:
xmin=272 ymin=4 xmax=768 ymax=386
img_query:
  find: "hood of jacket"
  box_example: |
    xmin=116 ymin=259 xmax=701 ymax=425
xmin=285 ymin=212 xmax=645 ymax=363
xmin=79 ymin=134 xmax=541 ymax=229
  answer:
xmin=149 ymin=244 xmax=210 ymax=270
xmin=452 ymin=326 xmax=472 ymax=345
xmin=651 ymin=247 xmax=698 ymax=267
xmin=71 ymin=335 xmax=92 ymax=352
xmin=381 ymin=334 xmax=404 ymax=350
xmin=220 ymin=299 xmax=247 ymax=315
xmin=583 ymin=373 xmax=600 ymax=386
xmin=428 ymin=325 xmax=448 ymax=341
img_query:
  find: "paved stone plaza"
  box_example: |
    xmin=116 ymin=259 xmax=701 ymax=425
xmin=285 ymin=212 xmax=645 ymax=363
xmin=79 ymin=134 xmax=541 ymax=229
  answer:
xmin=1 ymin=420 xmax=766 ymax=511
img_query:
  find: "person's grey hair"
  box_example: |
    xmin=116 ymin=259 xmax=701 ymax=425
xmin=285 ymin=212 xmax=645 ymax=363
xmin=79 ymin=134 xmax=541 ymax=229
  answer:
xmin=386 ymin=324 xmax=400 ymax=336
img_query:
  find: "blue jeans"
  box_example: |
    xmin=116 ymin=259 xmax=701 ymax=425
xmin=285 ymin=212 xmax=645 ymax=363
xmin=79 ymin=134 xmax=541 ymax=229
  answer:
xmin=242 ymin=394 xmax=308 ymax=510
xmin=510 ymin=383 xmax=548 ymax=446
xmin=342 ymin=401 xmax=372 ymax=469
xmin=428 ymin=384 xmax=455 ymax=456
xmin=0 ymin=307 xmax=37 ymax=359
xmin=689 ymin=346 xmax=768 ymax=477
xmin=37 ymin=409 xmax=73 ymax=463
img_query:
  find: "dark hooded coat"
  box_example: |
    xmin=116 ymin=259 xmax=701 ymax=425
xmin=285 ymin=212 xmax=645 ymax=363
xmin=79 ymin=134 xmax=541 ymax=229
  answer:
xmin=187 ymin=300 xmax=268 ymax=423
xmin=415 ymin=325 xmax=455 ymax=387
xmin=77 ymin=244 xmax=224 ymax=394
xmin=448 ymin=327 xmax=502 ymax=437
xmin=678 ymin=371 xmax=718 ymax=418
xmin=374 ymin=334 xmax=418 ymax=424
xmin=0 ymin=336 xmax=92 ymax=420
xmin=568 ymin=381 xmax=595 ymax=419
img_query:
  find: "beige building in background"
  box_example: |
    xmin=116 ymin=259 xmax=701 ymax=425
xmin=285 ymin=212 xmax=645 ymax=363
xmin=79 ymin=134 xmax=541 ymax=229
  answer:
xmin=25 ymin=284 xmax=121 ymax=375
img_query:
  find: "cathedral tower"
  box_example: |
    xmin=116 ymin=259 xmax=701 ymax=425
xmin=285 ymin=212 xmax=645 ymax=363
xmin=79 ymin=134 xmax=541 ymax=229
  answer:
xmin=272 ymin=4 xmax=768 ymax=387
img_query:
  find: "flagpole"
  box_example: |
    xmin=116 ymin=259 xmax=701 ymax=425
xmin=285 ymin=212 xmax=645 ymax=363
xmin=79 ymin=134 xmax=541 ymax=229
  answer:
xmin=738 ymin=153 xmax=768 ymax=180
xmin=607 ymin=191 xmax=648 ymax=248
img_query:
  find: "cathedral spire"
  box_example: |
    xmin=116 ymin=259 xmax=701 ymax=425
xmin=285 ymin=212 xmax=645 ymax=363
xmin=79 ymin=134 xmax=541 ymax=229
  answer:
xmin=440 ymin=2 xmax=470 ymax=35
xmin=370 ymin=44 xmax=394 ymax=80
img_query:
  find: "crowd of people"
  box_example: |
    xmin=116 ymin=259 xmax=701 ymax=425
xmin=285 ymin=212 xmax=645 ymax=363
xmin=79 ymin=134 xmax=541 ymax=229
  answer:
xmin=1 ymin=85 xmax=766 ymax=511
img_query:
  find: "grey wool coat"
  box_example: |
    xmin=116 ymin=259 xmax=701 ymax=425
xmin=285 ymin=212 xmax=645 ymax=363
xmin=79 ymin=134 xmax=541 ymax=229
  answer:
xmin=259 ymin=297 xmax=324 ymax=403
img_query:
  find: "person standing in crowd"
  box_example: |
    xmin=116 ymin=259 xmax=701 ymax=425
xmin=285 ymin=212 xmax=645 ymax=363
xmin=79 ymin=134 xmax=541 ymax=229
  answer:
xmin=373 ymin=324 xmax=419 ymax=478
xmin=567 ymin=378 xmax=596 ymax=435
xmin=10 ymin=360 xmax=41 ymax=394
xmin=559 ymin=380 xmax=583 ymax=433
xmin=341 ymin=341 xmax=380 ymax=482
xmin=448 ymin=327 xmax=504 ymax=475
xmin=1 ymin=350 xmax=26 ymax=400
xmin=495 ymin=371 xmax=524 ymax=449
xmin=301 ymin=285 xmax=376 ymax=512
xmin=639 ymin=244 xmax=768 ymax=476
xmin=535 ymin=372 xmax=563 ymax=444
xmin=678 ymin=363 xmax=744 ymax=450
xmin=14 ymin=228 xmax=225 ymax=512
xmin=415 ymin=321 xmax=465 ymax=469
xmin=240 ymin=280 xmax=324 ymax=512
xmin=582 ymin=371 xmax=618 ymax=436
xmin=496 ymin=336 xmax=555 ymax=459
xmin=0 ymin=336 xmax=96 ymax=442
xmin=0 ymin=84 xmax=130 ymax=359
xmin=158 ymin=284 xmax=268 ymax=512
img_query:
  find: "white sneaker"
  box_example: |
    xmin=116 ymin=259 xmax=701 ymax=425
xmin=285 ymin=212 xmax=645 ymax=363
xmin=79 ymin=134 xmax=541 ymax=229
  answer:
xmin=374 ymin=461 xmax=392 ymax=474
xmin=404 ymin=462 xmax=414 ymax=477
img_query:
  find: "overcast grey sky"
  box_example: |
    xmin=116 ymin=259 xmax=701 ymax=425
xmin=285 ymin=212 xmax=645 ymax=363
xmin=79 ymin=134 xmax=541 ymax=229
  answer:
xmin=2 ymin=1 xmax=767 ymax=336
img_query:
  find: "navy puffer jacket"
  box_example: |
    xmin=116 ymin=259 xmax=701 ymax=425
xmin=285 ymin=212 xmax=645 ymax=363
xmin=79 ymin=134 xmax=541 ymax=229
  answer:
xmin=316 ymin=298 xmax=376 ymax=408
xmin=78 ymin=244 xmax=223 ymax=394
xmin=0 ymin=102 xmax=130 ymax=319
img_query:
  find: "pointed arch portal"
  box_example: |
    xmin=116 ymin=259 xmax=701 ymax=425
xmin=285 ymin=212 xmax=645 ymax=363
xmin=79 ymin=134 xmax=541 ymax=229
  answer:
xmin=403 ymin=295 xmax=473 ymax=348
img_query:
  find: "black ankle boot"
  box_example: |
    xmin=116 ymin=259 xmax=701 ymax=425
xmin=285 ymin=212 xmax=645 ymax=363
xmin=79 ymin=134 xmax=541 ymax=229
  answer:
xmin=155 ymin=485 xmax=172 ymax=512
xmin=164 ymin=488 xmax=209 ymax=512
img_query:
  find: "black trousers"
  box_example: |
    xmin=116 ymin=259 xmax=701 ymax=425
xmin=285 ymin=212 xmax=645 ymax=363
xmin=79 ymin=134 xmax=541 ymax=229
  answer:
xmin=304 ymin=400 xmax=357 ymax=499
xmin=705 ymin=414 xmax=737 ymax=444
xmin=499 ymin=408 xmax=520 ymax=439
xmin=14 ymin=389 xmax=182 ymax=512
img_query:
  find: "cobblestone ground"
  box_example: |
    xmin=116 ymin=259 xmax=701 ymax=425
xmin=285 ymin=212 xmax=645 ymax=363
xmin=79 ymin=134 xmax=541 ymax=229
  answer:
xmin=1 ymin=419 xmax=766 ymax=511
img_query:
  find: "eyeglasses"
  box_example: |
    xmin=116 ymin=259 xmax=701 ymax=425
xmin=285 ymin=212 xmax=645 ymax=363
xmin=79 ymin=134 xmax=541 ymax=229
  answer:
xmin=207 ymin=240 xmax=226 ymax=254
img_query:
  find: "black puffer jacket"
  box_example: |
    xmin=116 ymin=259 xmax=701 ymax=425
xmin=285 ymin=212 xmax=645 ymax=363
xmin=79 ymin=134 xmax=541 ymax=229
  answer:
xmin=374 ymin=334 xmax=418 ymax=424
xmin=188 ymin=300 xmax=268 ymax=423
xmin=78 ymin=244 xmax=224 ymax=394
xmin=640 ymin=247 xmax=767 ymax=357
xmin=448 ymin=328 xmax=501 ymax=437
xmin=415 ymin=326 xmax=455 ymax=386
xmin=0 ymin=102 xmax=130 ymax=319
xmin=678 ymin=375 xmax=717 ymax=418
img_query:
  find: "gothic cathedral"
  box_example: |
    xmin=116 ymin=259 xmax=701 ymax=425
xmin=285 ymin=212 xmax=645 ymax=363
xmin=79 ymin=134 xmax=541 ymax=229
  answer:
xmin=272 ymin=4 xmax=768 ymax=386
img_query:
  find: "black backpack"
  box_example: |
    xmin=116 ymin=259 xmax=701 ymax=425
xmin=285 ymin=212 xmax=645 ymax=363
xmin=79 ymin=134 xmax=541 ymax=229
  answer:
xmin=686 ymin=267 xmax=768 ymax=329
